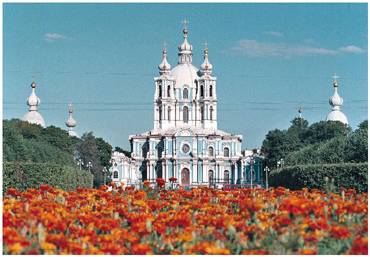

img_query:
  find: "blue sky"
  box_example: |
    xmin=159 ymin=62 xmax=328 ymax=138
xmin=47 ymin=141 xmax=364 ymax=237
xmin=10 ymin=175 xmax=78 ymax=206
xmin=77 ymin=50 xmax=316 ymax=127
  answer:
xmin=4 ymin=3 xmax=368 ymax=150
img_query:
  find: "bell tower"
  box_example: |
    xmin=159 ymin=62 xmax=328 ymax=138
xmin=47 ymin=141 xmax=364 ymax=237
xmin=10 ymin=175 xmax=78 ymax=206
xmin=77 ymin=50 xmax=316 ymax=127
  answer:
xmin=154 ymin=46 xmax=176 ymax=130
xmin=197 ymin=44 xmax=217 ymax=129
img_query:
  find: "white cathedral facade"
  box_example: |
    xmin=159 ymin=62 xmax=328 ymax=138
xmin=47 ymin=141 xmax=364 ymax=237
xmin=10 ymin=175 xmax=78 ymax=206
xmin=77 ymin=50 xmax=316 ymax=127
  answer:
xmin=110 ymin=26 xmax=264 ymax=188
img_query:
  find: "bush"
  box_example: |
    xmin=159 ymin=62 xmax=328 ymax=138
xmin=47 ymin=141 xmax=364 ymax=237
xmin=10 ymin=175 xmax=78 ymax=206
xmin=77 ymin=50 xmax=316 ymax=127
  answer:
xmin=269 ymin=163 xmax=368 ymax=192
xmin=3 ymin=162 xmax=93 ymax=192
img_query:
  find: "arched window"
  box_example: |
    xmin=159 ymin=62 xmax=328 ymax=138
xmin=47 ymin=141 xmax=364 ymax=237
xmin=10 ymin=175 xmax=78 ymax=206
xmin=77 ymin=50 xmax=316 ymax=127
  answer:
xmin=200 ymin=85 xmax=204 ymax=97
xmin=159 ymin=106 xmax=162 ymax=121
xmin=168 ymin=107 xmax=171 ymax=121
xmin=224 ymin=170 xmax=230 ymax=183
xmin=158 ymin=84 xmax=162 ymax=97
xmin=201 ymin=106 xmax=204 ymax=121
xmin=209 ymin=85 xmax=213 ymax=97
xmin=210 ymin=106 xmax=213 ymax=121
xmin=183 ymin=88 xmax=188 ymax=99
xmin=208 ymin=146 xmax=214 ymax=157
xmin=224 ymin=147 xmax=230 ymax=157
xmin=209 ymin=170 xmax=214 ymax=183
xmin=183 ymin=106 xmax=189 ymax=123
xmin=167 ymin=85 xmax=171 ymax=97
xmin=113 ymin=170 xmax=118 ymax=179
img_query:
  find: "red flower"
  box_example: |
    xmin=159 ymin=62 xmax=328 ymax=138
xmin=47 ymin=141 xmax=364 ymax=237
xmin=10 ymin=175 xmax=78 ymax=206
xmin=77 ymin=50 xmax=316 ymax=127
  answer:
xmin=350 ymin=236 xmax=368 ymax=255
xmin=169 ymin=177 xmax=177 ymax=182
xmin=330 ymin=226 xmax=351 ymax=239
xmin=156 ymin=178 xmax=165 ymax=188
xmin=6 ymin=188 xmax=21 ymax=197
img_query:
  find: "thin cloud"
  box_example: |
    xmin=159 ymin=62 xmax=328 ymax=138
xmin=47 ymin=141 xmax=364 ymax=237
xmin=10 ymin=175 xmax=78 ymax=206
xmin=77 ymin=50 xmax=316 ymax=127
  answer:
xmin=44 ymin=33 xmax=67 ymax=42
xmin=230 ymin=40 xmax=337 ymax=57
xmin=338 ymin=45 xmax=365 ymax=54
xmin=230 ymin=39 xmax=365 ymax=58
xmin=264 ymin=31 xmax=284 ymax=37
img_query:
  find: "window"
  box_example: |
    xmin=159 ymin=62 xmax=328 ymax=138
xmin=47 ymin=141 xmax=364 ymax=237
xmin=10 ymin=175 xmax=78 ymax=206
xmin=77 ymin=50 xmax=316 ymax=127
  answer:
xmin=209 ymin=85 xmax=213 ymax=97
xmin=168 ymin=107 xmax=171 ymax=121
xmin=182 ymin=143 xmax=190 ymax=153
xmin=208 ymin=146 xmax=214 ymax=157
xmin=183 ymin=106 xmax=189 ymax=123
xmin=183 ymin=88 xmax=188 ymax=99
xmin=159 ymin=107 xmax=162 ymax=121
xmin=158 ymin=85 xmax=162 ymax=97
xmin=209 ymin=170 xmax=214 ymax=183
xmin=210 ymin=106 xmax=213 ymax=121
xmin=113 ymin=170 xmax=118 ymax=179
xmin=224 ymin=147 xmax=229 ymax=157
xmin=224 ymin=170 xmax=230 ymax=182
xmin=167 ymin=85 xmax=171 ymax=97
xmin=200 ymin=85 xmax=204 ymax=97
xmin=201 ymin=106 xmax=204 ymax=121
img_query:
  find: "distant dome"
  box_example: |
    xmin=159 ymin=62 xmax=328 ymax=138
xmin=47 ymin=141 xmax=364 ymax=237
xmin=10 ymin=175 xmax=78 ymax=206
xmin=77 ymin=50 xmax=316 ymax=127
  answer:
xmin=326 ymin=75 xmax=348 ymax=125
xmin=23 ymin=111 xmax=46 ymax=127
xmin=170 ymin=63 xmax=199 ymax=88
xmin=329 ymin=91 xmax=343 ymax=107
xmin=326 ymin=110 xmax=348 ymax=125
xmin=22 ymin=81 xmax=46 ymax=127
xmin=66 ymin=116 xmax=77 ymax=127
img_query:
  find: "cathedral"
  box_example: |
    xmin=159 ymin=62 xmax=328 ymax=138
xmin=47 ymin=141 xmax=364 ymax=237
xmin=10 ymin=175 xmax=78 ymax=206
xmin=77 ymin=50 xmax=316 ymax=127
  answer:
xmin=111 ymin=26 xmax=264 ymax=188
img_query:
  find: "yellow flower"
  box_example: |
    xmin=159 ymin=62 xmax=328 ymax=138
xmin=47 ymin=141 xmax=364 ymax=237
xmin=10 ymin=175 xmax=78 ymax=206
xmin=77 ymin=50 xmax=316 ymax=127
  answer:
xmin=40 ymin=242 xmax=56 ymax=254
xmin=8 ymin=243 xmax=23 ymax=254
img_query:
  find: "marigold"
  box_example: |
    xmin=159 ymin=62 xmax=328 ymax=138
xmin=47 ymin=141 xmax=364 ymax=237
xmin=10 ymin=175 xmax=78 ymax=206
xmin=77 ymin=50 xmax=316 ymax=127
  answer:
xmin=330 ymin=226 xmax=351 ymax=239
xmin=131 ymin=243 xmax=153 ymax=255
xmin=350 ymin=236 xmax=368 ymax=255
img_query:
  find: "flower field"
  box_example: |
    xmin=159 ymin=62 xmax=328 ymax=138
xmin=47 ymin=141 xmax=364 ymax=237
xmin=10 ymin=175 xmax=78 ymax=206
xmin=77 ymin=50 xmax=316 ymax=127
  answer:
xmin=3 ymin=184 xmax=368 ymax=255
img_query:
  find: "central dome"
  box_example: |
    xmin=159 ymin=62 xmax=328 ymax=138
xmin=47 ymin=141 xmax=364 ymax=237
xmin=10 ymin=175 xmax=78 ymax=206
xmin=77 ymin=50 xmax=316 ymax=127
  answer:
xmin=170 ymin=63 xmax=199 ymax=88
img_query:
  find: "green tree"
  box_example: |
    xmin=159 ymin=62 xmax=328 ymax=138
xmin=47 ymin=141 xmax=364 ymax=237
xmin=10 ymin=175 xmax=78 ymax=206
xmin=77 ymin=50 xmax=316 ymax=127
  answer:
xmin=76 ymin=132 xmax=113 ymax=188
xmin=261 ymin=129 xmax=297 ymax=168
xmin=303 ymin=121 xmax=350 ymax=144
xmin=344 ymin=120 xmax=368 ymax=163
xmin=114 ymin=146 xmax=131 ymax=157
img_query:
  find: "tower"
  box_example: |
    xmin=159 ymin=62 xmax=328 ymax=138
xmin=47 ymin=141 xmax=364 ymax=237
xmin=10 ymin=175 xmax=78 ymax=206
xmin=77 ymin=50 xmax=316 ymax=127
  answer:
xmin=154 ymin=45 xmax=176 ymax=130
xmin=22 ymin=82 xmax=46 ymax=127
xmin=326 ymin=74 xmax=348 ymax=125
xmin=153 ymin=23 xmax=218 ymax=131
xmin=198 ymin=43 xmax=217 ymax=130
xmin=65 ymin=103 xmax=78 ymax=137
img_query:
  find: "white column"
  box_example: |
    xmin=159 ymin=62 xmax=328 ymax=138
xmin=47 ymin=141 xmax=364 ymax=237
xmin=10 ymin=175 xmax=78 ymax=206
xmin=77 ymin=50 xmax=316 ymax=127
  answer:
xmin=193 ymin=161 xmax=198 ymax=184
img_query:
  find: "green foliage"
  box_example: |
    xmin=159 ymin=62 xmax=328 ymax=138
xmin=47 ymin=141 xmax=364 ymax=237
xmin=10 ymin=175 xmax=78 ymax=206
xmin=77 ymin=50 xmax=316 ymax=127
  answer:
xmin=114 ymin=146 xmax=131 ymax=157
xmin=262 ymin=119 xmax=364 ymax=169
xmin=3 ymin=119 xmax=114 ymax=190
xmin=285 ymin=120 xmax=368 ymax=166
xmin=76 ymin=132 xmax=113 ymax=188
xmin=343 ymin=120 xmax=368 ymax=163
xmin=261 ymin=129 xmax=301 ymax=168
xmin=269 ymin=163 xmax=368 ymax=192
xmin=3 ymin=162 xmax=93 ymax=192
xmin=302 ymin=120 xmax=350 ymax=144
xmin=96 ymin=137 xmax=113 ymax=168
xmin=3 ymin=119 xmax=78 ymax=166
xmin=284 ymin=137 xmax=347 ymax=165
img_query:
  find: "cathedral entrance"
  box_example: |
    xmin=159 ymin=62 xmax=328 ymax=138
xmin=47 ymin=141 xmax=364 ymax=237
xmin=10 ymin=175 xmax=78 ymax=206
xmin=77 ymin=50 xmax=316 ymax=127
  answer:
xmin=181 ymin=168 xmax=190 ymax=186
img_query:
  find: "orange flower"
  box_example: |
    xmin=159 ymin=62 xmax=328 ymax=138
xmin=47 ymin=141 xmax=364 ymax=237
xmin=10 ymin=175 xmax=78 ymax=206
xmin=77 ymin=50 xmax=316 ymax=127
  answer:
xmin=330 ymin=226 xmax=351 ymax=239
xmin=143 ymin=180 xmax=151 ymax=188
xmin=298 ymin=248 xmax=317 ymax=254
xmin=131 ymin=243 xmax=153 ymax=255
